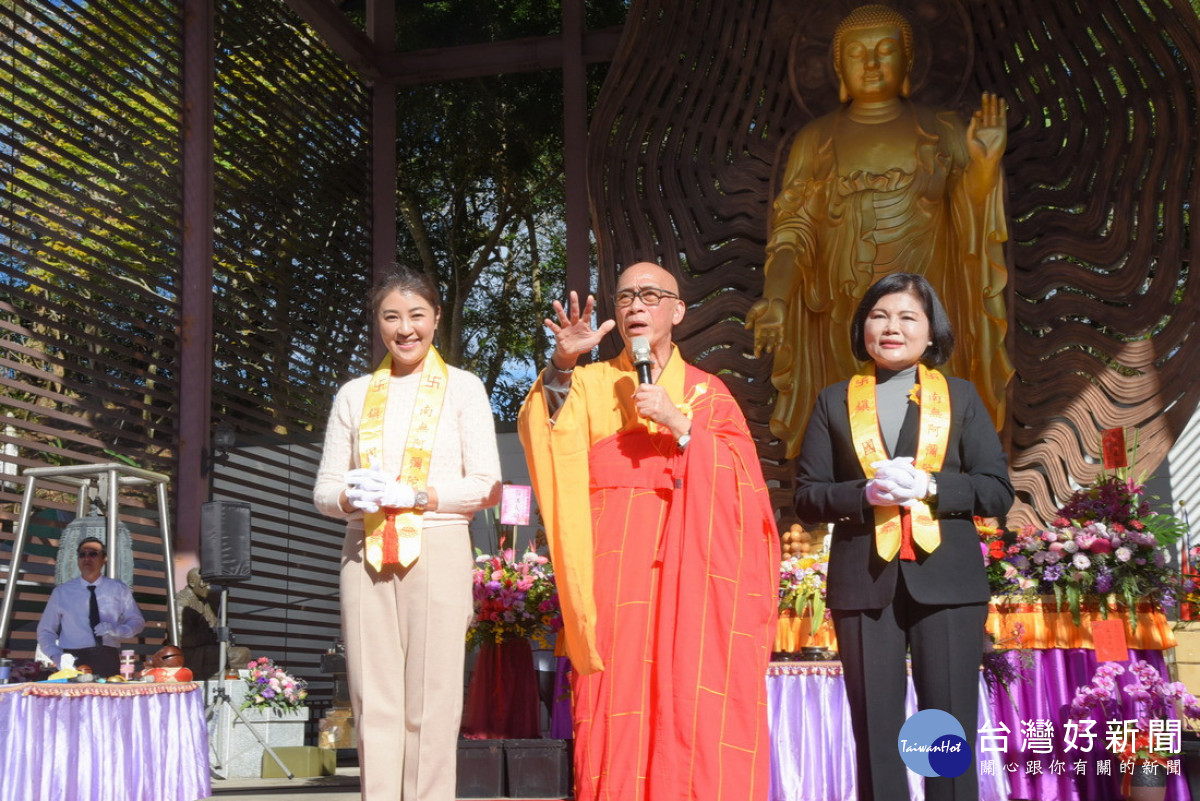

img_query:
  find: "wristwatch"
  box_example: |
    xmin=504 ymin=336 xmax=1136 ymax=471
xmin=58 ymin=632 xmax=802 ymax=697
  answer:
xmin=925 ymin=475 xmax=938 ymax=500
xmin=413 ymin=491 xmax=429 ymax=511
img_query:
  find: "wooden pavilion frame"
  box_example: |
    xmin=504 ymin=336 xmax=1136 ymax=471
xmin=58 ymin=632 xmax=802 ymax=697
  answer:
xmin=173 ymin=0 xmax=620 ymax=580
xmin=2 ymin=0 xmax=1200 ymax=717
xmin=8 ymin=0 xmax=1198 ymax=620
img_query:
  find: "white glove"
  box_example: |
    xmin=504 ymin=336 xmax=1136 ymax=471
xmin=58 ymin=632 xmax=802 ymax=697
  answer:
xmin=870 ymin=457 xmax=928 ymax=506
xmin=93 ymin=622 xmax=117 ymax=638
xmin=379 ymin=481 xmax=416 ymax=510
xmin=346 ymin=488 xmax=382 ymax=513
xmin=345 ymin=468 xmax=390 ymax=513
xmin=871 ymin=456 xmax=912 ymax=482
xmin=865 ymin=479 xmax=899 ymax=507
xmin=345 ymin=468 xmax=389 ymax=493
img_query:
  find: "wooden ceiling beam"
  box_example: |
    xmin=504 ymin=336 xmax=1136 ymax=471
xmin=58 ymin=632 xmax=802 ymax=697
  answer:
xmin=282 ymin=0 xmax=381 ymax=79
xmin=380 ymin=26 xmax=624 ymax=84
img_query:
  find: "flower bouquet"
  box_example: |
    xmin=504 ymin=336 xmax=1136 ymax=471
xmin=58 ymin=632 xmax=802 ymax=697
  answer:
xmin=978 ymin=517 xmax=1018 ymax=591
xmin=1180 ymin=545 xmax=1200 ymax=618
xmin=981 ymin=474 xmax=1189 ymax=628
xmin=1069 ymin=659 xmax=1200 ymax=767
xmin=981 ymin=621 xmax=1034 ymax=693
xmin=240 ymin=656 xmax=308 ymax=711
xmin=468 ymin=545 xmax=562 ymax=649
xmin=778 ymin=550 xmax=830 ymax=636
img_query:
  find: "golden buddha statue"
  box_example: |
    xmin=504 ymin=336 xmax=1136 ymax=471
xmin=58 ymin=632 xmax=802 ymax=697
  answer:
xmin=747 ymin=4 xmax=1013 ymax=457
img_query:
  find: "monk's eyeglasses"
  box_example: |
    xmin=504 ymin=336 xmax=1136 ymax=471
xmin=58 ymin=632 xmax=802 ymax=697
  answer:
xmin=614 ymin=288 xmax=681 ymax=308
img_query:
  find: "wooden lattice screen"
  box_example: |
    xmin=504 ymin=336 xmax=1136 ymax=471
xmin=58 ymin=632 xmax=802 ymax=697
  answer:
xmin=0 ymin=0 xmax=372 ymax=705
xmin=588 ymin=0 xmax=1200 ymax=526
xmin=208 ymin=0 xmax=370 ymax=699
xmin=1 ymin=0 xmax=185 ymax=656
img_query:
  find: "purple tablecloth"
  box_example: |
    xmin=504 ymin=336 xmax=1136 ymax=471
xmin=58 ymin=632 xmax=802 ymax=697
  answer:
xmin=766 ymin=663 xmax=1009 ymax=801
xmin=0 ymin=682 xmax=211 ymax=801
xmin=987 ymin=648 xmax=1192 ymax=801
xmin=550 ymin=655 xmax=573 ymax=739
xmin=550 ymin=652 xmax=1193 ymax=800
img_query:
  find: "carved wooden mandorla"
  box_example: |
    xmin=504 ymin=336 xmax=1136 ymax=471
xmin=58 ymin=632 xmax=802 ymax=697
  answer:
xmin=586 ymin=0 xmax=1200 ymax=526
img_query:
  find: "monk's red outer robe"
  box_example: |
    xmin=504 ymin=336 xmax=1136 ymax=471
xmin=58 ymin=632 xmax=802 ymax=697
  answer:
xmin=519 ymin=347 xmax=780 ymax=801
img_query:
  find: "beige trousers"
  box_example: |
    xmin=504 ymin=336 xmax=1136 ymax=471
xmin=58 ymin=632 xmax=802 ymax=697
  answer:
xmin=341 ymin=522 xmax=474 ymax=801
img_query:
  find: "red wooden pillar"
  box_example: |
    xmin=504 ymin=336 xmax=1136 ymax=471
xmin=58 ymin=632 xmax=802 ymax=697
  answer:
xmin=177 ymin=0 xmax=216 ymax=591
xmin=369 ymin=0 xmax=397 ymax=365
xmin=563 ymin=0 xmax=591 ymax=301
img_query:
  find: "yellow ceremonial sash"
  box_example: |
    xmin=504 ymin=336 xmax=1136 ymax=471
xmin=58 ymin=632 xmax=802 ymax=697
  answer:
xmin=359 ymin=349 xmax=448 ymax=570
xmin=848 ymin=364 xmax=951 ymax=560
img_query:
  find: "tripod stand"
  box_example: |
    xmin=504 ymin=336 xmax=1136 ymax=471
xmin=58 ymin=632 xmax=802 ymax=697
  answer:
xmin=203 ymin=585 xmax=294 ymax=780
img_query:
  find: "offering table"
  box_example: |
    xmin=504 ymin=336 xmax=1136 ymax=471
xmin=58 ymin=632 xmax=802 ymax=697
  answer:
xmin=0 ymin=680 xmax=210 ymax=801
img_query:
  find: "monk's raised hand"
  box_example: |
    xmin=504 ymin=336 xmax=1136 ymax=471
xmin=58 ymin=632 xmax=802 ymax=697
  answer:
xmin=544 ymin=291 xmax=616 ymax=370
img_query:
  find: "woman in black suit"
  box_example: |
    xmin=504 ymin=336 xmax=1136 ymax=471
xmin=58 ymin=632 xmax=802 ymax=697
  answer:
xmin=794 ymin=273 xmax=1014 ymax=801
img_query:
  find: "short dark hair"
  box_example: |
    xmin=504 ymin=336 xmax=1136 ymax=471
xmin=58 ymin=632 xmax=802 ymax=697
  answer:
xmin=77 ymin=537 xmax=107 ymax=556
xmin=850 ymin=273 xmax=955 ymax=366
xmin=367 ymin=265 xmax=442 ymax=319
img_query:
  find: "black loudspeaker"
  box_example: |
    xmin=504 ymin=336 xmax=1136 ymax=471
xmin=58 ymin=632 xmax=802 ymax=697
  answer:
xmin=200 ymin=500 xmax=252 ymax=582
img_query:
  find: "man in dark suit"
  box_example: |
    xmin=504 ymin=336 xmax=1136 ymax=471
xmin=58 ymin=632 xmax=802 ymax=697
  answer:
xmin=794 ymin=273 xmax=1014 ymax=801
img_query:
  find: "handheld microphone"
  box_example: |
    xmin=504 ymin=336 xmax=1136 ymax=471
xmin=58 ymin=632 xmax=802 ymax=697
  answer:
xmin=631 ymin=336 xmax=653 ymax=385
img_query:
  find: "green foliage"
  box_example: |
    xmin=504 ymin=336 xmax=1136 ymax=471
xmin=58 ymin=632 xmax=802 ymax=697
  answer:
xmin=1142 ymin=501 xmax=1187 ymax=547
xmin=211 ymin=0 xmax=373 ymax=433
xmin=391 ymin=72 xmax=562 ymax=417
xmin=389 ymin=1 xmax=629 ymax=50
xmin=378 ymin=1 xmax=628 ymax=419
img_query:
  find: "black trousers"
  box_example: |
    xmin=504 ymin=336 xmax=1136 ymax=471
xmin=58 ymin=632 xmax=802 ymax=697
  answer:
xmin=64 ymin=645 xmax=120 ymax=677
xmin=832 ymin=571 xmax=988 ymax=801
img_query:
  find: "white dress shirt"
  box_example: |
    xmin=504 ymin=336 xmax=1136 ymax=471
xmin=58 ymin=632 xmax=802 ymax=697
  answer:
xmin=36 ymin=576 xmax=145 ymax=663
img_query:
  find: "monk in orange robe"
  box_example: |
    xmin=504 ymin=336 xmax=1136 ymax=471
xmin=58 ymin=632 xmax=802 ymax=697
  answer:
xmin=518 ymin=262 xmax=780 ymax=801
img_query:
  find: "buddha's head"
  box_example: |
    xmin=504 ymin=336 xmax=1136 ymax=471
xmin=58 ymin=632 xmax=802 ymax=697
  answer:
xmin=832 ymin=5 xmax=914 ymax=102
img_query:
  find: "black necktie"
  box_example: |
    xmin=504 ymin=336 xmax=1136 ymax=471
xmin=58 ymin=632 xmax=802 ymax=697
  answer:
xmin=88 ymin=585 xmax=101 ymax=645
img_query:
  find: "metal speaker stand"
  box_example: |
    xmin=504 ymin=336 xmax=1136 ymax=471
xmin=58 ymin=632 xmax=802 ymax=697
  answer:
xmin=203 ymin=586 xmax=294 ymax=780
